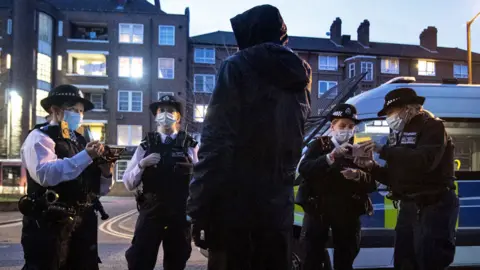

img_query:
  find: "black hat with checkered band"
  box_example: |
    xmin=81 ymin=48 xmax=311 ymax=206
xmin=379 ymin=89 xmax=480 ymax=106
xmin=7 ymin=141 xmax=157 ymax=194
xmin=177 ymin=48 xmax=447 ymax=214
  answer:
xmin=149 ymin=95 xmax=183 ymax=116
xmin=377 ymin=88 xmax=425 ymax=117
xmin=40 ymin=84 xmax=94 ymax=112
xmin=329 ymin=103 xmax=360 ymax=124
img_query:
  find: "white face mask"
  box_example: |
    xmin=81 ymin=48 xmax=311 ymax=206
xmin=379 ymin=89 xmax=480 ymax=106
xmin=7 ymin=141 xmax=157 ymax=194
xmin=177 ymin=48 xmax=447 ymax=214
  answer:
xmin=155 ymin=112 xmax=177 ymax=127
xmin=386 ymin=114 xmax=405 ymax=131
xmin=333 ymin=129 xmax=354 ymax=144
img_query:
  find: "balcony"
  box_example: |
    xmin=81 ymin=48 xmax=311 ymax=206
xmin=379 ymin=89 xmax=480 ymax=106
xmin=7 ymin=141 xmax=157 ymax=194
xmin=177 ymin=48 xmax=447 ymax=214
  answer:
xmin=67 ymin=22 xmax=108 ymax=43
xmin=66 ymin=50 xmax=108 ymax=78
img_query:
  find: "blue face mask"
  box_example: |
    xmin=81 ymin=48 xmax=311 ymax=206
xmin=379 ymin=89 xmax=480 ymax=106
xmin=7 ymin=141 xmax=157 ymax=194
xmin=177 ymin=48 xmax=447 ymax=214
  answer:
xmin=63 ymin=110 xmax=82 ymax=131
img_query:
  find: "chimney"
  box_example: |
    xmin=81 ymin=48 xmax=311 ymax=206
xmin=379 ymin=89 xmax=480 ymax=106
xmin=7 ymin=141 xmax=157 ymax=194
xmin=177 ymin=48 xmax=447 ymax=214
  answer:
xmin=357 ymin=19 xmax=370 ymax=47
xmin=329 ymin=17 xmax=342 ymax=45
xmin=154 ymin=0 xmax=161 ymax=11
xmin=342 ymin=35 xmax=351 ymax=44
xmin=420 ymin=26 xmax=437 ymax=52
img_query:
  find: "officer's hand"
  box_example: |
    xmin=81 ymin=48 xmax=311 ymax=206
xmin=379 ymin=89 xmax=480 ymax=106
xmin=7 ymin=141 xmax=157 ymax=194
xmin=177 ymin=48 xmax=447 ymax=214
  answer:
xmin=86 ymin=141 xmax=102 ymax=158
xmin=360 ymin=140 xmax=383 ymax=153
xmin=341 ymin=168 xmax=360 ymax=181
xmin=139 ymin=153 xmax=161 ymax=169
xmin=329 ymin=145 xmax=350 ymax=159
xmin=353 ymin=157 xmax=374 ymax=171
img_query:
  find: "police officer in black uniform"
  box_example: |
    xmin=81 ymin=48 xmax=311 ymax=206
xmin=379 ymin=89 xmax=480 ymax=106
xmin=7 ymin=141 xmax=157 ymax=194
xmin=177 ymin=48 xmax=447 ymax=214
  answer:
xmin=358 ymin=88 xmax=459 ymax=270
xmin=297 ymin=104 xmax=376 ymax=270
xmin=20 ymin=85 xmax=112 ymax=270
xmin=123 ymin=95 xmax=198 ymax=270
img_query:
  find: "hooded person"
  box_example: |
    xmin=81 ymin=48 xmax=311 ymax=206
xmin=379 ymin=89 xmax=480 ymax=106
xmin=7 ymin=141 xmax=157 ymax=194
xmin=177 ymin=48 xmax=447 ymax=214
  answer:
xmin=123 ymin=95 xmax=199 ymax=270
xmin=296 ymin=103 xmax=376 ymax=270
xmin=19 ymin=84 xmax=114 ymax=270
xmin=186 ymin=4 xmax=312 ymax=270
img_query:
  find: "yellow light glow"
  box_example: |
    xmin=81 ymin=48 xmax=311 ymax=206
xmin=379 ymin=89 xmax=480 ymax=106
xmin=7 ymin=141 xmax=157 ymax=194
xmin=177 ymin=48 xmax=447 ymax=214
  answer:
xmin=6 ymin=54 xmax=11 ymax=69
xmin=57 ymin=55 xmax=62 ymax=71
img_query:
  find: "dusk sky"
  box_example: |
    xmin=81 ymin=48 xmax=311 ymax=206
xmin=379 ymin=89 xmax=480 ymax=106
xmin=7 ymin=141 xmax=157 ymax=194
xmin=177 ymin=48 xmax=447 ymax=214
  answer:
xmin=153 ymin=0 xmax=480 ymax=53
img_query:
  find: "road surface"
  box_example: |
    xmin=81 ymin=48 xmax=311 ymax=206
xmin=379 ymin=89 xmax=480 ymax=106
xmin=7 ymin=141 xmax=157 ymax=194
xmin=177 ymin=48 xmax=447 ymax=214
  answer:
xmin=0 ymin=196 xmax=208 ymax=269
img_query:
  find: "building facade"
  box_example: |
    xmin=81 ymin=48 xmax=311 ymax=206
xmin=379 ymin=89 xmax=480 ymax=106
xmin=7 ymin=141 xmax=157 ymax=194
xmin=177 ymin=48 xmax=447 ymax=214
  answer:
xmin=188 ymin=18 xmax=480 ymax=133
xmin=0 ymin=0 xmax=190 ymax=194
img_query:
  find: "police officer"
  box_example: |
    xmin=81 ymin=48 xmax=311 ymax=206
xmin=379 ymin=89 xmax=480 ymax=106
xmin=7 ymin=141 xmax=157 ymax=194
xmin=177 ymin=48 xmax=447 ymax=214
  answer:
xmin=123 ymin=95 xmax=198 ymax=270
xmin=297 ymin=104 xmax=376 ymax=270
xmin=358 ymin=88 xmax=459 ymax=270
xmin=20 ymin=85 xmax=113 ymax=270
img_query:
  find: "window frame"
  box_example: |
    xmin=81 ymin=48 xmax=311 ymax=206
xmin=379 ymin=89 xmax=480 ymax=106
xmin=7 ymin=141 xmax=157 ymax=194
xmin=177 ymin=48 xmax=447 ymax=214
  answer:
xmin=361 ymin=62 xmax=374 ymax=81
xmin=381 ymin=58 xmax=400 ymax=74
xmin=194 ymin=104 xmax=209 ymax=122
xmin=118 ymin=56 xmax=143 ymax=78
xmin=193 ymin=74 xmax=216 ymax=93
xmin=117 ymin=90 xmax=143 ymax=112
xmin=90 ymin=93 xmax=104 ymax=110
xmin=157 ymin=92 xmax=175 ymax=100
xmin=317 ymin=80 xmax=338 ymax=98
xmin=115 ymin=160 xmax=129 ymax=182
xmin=116 ymin=125 xmax=143 ymax=146
xmin=318 ymin=55 xmax=338 ymax=71
xmin=418 ymin=59 xmax=436 ymax=76
xmin=158 ymin=25 xmax=175 ymax=46
xmin=194 ymin=48 xmax=216 ymax=64
xmin=158 ymin=58 xmax=175 ymax=79
xmin=454 ymin=63 xmax=468 ymax=79
xmin=348 ymin=63 xmax=355 ymax=78
xmin=119 ymin=23 xmax=144 ymax=44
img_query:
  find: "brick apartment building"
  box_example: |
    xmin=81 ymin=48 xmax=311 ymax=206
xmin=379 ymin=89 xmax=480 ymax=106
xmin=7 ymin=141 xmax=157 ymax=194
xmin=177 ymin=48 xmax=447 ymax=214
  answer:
xmin=188 ymin=18 xmax=480 ymax=133
xmin=0 ymin=0 xmax=190 ymax=194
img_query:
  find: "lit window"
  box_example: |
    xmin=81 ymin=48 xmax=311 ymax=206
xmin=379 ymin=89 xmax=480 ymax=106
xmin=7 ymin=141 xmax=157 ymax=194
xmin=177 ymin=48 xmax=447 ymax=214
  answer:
xmin=349 ymin=63 xmax=355 ymax=78
xmin=318 ymin=80 xmax=338 ymax=99
xmin=381 ymin=58 xmax=399 ymax=74
xmin=194 ymin=74 xmax=216 ymax=92
xmin=194 ymin=104 xmax=208 ymax=122
xmin=158 ymin=25 xmax=175 ymax=46
xmin=418 ymin=60 xmax=435 ymax=76
xmin=57 ymin=55 xmax=62 ymax=71
xmin=158 ymin=58 xmax=175 ymax=79
xmin=37 ymin=53 xmax=52 ymax=83
xmin=35 ymin=89 xmax=49 ymax=124
xmin=361 ymin=62 xmax=374 ymax=81
xmin=38 ymin=13 xmax=53 ymax=56
xmin=67 ymin=53 xmax=107 ymax=76
xmin=119 ymin=57 xmax=143 ymax=78
xmin=454 ymin=64 xmax=468 ymax=79
xmin=318 ymin=55 xmax=338 ymax=71
xmin=194 ymin=48 xmax=215 ymax=64
xmin=115 ymin=160 xmax=129 ymax=182
xmin=119 ymin=23 xmax=144 ymax=44
xmin=118 ymin=90 xmax=143 ymax=112
xmin=117 ymin=125 xmax=142 ymax=146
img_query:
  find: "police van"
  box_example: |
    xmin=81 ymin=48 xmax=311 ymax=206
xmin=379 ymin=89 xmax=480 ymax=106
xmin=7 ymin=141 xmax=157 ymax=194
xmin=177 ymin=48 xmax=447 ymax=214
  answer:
xmin=292 ymin=77 xmax=480 ymax=269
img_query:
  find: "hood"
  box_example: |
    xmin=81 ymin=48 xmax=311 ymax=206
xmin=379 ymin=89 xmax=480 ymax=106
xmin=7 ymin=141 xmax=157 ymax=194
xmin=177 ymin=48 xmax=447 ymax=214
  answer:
xmin=242 ymin=43 xmax=312 ymax=91
xmin=230 ymin=5 xmax=288 ymax=50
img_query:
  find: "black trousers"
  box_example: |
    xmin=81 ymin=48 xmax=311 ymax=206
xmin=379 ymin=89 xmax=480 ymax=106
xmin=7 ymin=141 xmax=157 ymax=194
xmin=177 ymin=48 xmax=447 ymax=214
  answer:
xmin=394 ymin=190 xmax=459 ymax=270
xmin=207 ymin=228 xmax=292 ymax=270
xmin=125 ymin=203 xmax=192 ymax=270
xmin=301 ymin=212 xmax=361 ymax=270
xmin=21 ymin=208 xmax=100 ymax=270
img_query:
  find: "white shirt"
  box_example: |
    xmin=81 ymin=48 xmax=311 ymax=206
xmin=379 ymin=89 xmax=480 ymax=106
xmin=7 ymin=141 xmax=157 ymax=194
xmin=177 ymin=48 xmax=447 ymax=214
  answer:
xmin=20 ymin=127 xmax=114 ymax=196
xmin=122 ymin=132 xmax=199 ymax=191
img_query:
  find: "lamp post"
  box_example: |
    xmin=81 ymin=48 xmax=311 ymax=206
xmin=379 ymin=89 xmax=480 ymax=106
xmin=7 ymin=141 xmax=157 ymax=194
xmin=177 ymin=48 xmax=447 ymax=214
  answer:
xmin=467 ymin=12 xmax=480 ymax=84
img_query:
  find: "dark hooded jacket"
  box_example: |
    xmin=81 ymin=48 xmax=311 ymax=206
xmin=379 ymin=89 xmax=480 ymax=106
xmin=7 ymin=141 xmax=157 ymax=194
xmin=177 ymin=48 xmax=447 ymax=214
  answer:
xmin=187 ymin=5 xmax=312 ymax=230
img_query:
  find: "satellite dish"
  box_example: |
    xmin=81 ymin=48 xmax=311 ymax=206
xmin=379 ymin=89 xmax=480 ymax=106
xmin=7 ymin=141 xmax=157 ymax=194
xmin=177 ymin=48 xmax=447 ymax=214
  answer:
xmin=326 ymin=32 xmax=331 ymax=37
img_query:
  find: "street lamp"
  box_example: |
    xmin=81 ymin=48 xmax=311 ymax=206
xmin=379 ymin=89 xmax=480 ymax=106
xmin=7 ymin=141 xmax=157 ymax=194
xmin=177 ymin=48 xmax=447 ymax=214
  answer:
xmin=467 ymin=11 xmax=480 ymax=84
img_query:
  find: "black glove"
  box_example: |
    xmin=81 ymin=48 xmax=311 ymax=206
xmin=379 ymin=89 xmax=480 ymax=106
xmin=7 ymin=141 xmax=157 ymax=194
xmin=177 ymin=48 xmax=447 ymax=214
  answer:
xmin=191 ymin=221 xmax=210 ymax=250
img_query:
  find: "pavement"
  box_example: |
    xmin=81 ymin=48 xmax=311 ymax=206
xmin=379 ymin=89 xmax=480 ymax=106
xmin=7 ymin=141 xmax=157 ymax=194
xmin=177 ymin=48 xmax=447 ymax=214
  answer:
xmin=0 ymin=196 xmax=208 ymax=270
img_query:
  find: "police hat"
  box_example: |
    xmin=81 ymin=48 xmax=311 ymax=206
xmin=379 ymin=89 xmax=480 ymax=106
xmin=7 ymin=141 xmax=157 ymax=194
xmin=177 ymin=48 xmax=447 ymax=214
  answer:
xmin=149 ymin=95 xmax=183 ymax=116
xmin=329 ymin=104 xmax=360 ymax=124
xmin=40 ymin=85 xmax=94 ymax=112
xmin=377 ymin=88 xmax=425 ymax=117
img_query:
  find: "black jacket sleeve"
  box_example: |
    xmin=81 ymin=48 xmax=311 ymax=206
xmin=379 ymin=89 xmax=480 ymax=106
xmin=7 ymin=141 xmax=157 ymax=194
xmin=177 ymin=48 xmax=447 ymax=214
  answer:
xmin=298 ymin=139 xmax=331 ymax=183
xmin=187 ymin=59 xmax=242 ymax=221
xmin=379 ymin=118 xmax=447 ymax=173
xmin=370 ymin=163 xmax=390 ymax=186
xmin=356 ymin=169 xmax=377 ymax=194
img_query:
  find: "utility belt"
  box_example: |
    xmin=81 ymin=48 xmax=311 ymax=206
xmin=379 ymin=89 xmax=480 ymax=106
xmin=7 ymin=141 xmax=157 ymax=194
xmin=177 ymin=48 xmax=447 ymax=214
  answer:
xmin=387 ymin=186 xmax=454 ymax=209
xmin=305 ymin=193 xmax=373 ymax=217
xmin=19 ymin=190 xmax=93 ymax=222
